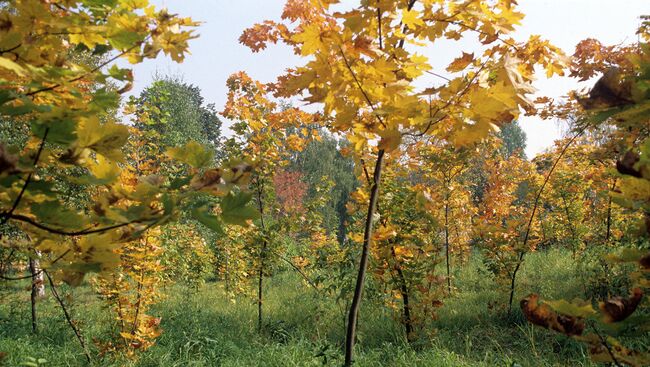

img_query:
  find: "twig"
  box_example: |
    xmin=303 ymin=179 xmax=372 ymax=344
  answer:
xmin=405 ymin=60 xmax=489 ymax=138
xmin=337 ymin=46 xmax=386 ymax=128
xmin=267 ymin=248 xmax=320 ymax=293
xmin=424 ymin=70 xmax=452 ymax=82
xmin=0 ymin=249 xmax=70 ymax=281
xmin=431 ymin=19 xmax=519 ymax=51
xmin=592 ymin=323 xmax=623 ymax=367
xmin=507 ymin=124 xmax=587 ymax=313
xmin=359 ymin=158 xmax=372 ymax=186
xmin=0 ymin=128 xmax=50 ymax=224
xmin=25 ymin=41 xmax=142 ymax=97
xmin=0 ymin=43 xmax=22 ymax=56
xmin=8 ymin=212 xmax=159 ymax=236
xmin=44 ymin=270 xmax=92 ymax=363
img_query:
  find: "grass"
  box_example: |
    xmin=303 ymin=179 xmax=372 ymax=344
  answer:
xmin=0 ymin=249 xmax=608 ymax=366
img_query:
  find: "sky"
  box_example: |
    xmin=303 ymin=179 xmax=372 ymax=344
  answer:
xmin=124 ymin=0 xmax=649 ymax=159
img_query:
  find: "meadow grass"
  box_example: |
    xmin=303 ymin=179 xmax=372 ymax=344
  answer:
xmin=0 ymin=249 xmax=602 ymax=366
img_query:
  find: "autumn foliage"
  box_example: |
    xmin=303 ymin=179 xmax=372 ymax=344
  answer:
xmin=0 ymin=0 xmax=649 ymax=366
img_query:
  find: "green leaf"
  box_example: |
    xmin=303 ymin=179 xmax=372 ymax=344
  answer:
xmin=220 ymin=191 xmax=260 ymax=225
xmin=107 ymin=65 xmax=132 ymax=81
xmin=0 ymin=57 xmax=26 ymax=76
xmin=0 ymin=101 xmax=35 ymax=116
xmin=109 ymin=29 xmax=144 ymax=50
xmin=61 ymin=262 xmax=102 ymax=274
xmin=72 ymin=157 xmax=120 ymax=185
xmin=30 ymin=201 xmax=87 ymax=230
xmin=89 ymin=88 xmax=120 ymax=110
xmin=76 ymin=117 xmax=129 ymax=161
xmin=166 ymin=141 xmax=214 ymax=169
xmin=169 ymin=176 xmax=192 ymax=190
xmin=192 ymin=206 xmax=224 ymax=234
xmin=0 ymin=89 xmax=16 ymax=105
xmin=31 ymin=117 xmax=77 ymax=146
xmin=605 ymin=248 xmax=646 ymax=264
xmin=544 ymin=299 xmax=596 ymax=318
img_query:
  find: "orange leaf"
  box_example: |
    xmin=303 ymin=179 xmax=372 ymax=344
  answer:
xmin=446 ymin=52 xmax=474 ymax=72
xmin=521 ymin=294 xmax=585 ymax=336
xmin=599 ymin=288 xmax=643 ymax=323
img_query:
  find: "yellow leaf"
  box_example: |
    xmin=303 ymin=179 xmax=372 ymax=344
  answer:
xmin=402 ymin=9 xmax=423 ymax=30
xmin=394 ymin=246 xmax=414 ymax=258
xmin=291 ymin=24 xmax=323 ymax=56
xmin=378 ymin=128 xmax=402 ymax=152
xmin=286 ymin=134 xmax=305 ymax=151
xmin=0 ymin=57 xmax=26 ymax=76
xmin=373 ymin=225 xmax=397 ymax=242
xmin=76 ymin=117 xmax=129 ymax=162
xmin=89 ymin=155 xmax=121 ymax=184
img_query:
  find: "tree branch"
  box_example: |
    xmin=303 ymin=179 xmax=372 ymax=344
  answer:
xmin=44 ymin=270 xmax=92 ymax=363
xmin=0 ymin=128 xmax=50 ymax=225
xmin=25 ymin=41 xmax=142 ymax=97
xmin=8 ymin=213 xmax=159 ymax=236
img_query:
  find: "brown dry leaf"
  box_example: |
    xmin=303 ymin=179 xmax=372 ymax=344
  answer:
xmin=0 ymin=144 xmax=18 ymax=176
xmin=521 ymin=293 xmax=585 ymax=336
xmin=616 ymin=151 xmax=642 ymax=178
xmin=577 ymin=68 xmax=634 ymax=110
xmin=639 ymin=254 xmax=650 ymax=269
xmin=599 ymin=287 xmax=643 ymax=323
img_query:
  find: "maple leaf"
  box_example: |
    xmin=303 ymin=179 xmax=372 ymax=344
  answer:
xmin=521 ymin=294 xmax=585 ymax=336
xmin=446 ymin=52 xmax=474 ymax=73
xmin=599 ymin=288 xmax=644 ymax=323
xmin=291 ymin=24 xmax=323 ymax=56
xmin=402 ymin=9 xmax=424 ymax=30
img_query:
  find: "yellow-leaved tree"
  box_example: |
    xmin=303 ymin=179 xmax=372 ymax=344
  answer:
xmin=241 ymin=0 xmax=567 ymax=363
xmin=0 ymin=1 xmax=259 ymax=361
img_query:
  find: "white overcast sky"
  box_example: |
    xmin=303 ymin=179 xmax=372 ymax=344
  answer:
xmin=124 ymin=0 xmax=649 ymax=159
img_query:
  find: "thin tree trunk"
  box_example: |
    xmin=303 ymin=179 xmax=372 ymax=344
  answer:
xmin=507 ymin=126 xmax=585 ymax=315
xmin=391 ymin=246 xmax=413 ymax=343
xmin=255 ymin=177 xmax=267 ymax=333
xmin=44 ymin=270 xmax=91 ymax=363
xmin=33 ymin=257 xmax=44 ymax=298
xmin=606 ymin=198 xmax=612 ymax=241
xmin=29 ymin=257 xmax=38 ymax=333
xmin=224 ymin=249 xmax=230 ymax=294
xmin=28 ymin=250 xmax=44 ymax=334
xmin=444 ymin=198 xmax=451 ymax=295
xmin=258 ymin=239 xmax=266 ymax=333
xmin=560 ymin=194 xmax=579 ymax=258
xmin=345 ymin=149 xmax=385 ymax=366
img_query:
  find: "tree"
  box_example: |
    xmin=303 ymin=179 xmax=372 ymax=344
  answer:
xmin=243 ymin=0 xmax=566 ymax=363
xmin=475 ymin=150 xmax=541 ymax=307
xmin=418 ymin=143 xmax=475 ymax=295
xmin=222 ymin=71 xmax=316 ymax=332
xmin=289 ymin=132 xmax=357 ymax=243
xmin=133 ymin=75 xmax=223 ymax=155
xmin=0 ymin=2 xmax=259 ymax=361
xmin=129 ymin=76 xmax=227 ymax=290
xmin=499 ymin=120 xmax=527 ymax=159
xmin=522 ymin=18 xmax=650 ymax=366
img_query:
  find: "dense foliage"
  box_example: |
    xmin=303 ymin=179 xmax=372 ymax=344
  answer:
xmin=0 ymin=1 xmax=648 ymax=366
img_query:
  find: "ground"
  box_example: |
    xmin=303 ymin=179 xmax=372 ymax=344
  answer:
xmin=0 ymin=249 xmax=607 ymax=366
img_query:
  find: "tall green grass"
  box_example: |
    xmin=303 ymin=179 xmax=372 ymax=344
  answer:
xmin=0 ymin=249 xmax=608 ymax=366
